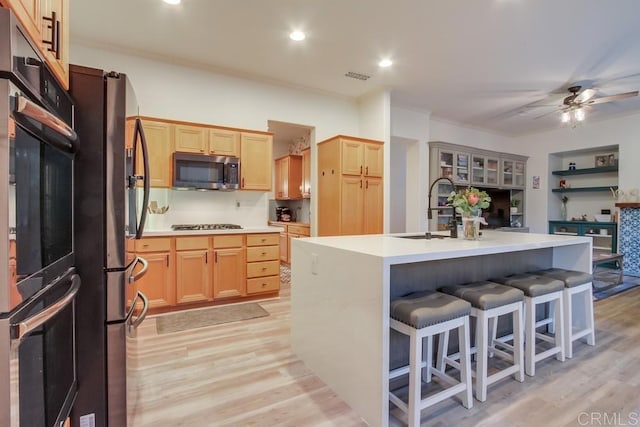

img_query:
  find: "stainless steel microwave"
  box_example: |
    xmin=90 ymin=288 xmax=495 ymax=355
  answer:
xmin=173 ymin=152 xmax=240 ymax=190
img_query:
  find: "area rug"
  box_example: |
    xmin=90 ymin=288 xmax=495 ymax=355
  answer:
xmin=156 ymin=303 xmax=269 ymax=334
xmin=281 ymin=264 xmax=291 ymax=287
xmin=593 ymin=271 xmax=640 ymax=301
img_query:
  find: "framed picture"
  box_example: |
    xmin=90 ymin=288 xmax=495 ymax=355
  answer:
xmin=607 ymin=153 xmax=617 ymax=166
xmin=595 ymin=155 xmax=608 ymax=167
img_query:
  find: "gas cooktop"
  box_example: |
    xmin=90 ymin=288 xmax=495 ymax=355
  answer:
xmin=171 ymin=224 xmax=243 ymax=231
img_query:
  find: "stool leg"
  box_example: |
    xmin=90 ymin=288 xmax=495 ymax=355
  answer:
xmin=584 ymin=285 xmax=596 ymax=346
xmin=563 ymin=289 xmax=573 ymax=359
xmin=436 ymin=330 xmax=449 ymax=372
xmin=475 ymin=310 xmax=489 ymax=402
xmin=555 ymin=294 xmax=565 ymax=362
xmin=488 ymin=317 xmax=497 ymax=358
xmin=547 ymin=300 xmax=556 ymax=334
xmin=423 ymin=335 xmax=433 ymax=384
xmin=524 ymin=297 xmax=536 ymax=376
xmin=513 ymin=303 xmax=525 ymax=382
xmin=458 ymin=317 xmax=473 ymax=409
xmin=408 ymin=330 xmax=421 ymax=427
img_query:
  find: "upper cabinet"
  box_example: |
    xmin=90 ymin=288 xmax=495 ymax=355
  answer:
xmin=430 ymin=141 xmax=527 ymax=190
xmin=274 ymin=154 xmax=302 ymax=200
xmin=174 ymin=124 xmax=207 ymax=153
xmin=208 ymin=128 xmax=240 ymax=157
xmin=301 ymin=147 xmax=311 ymax=198
xmin=174 ymin=124 xmax=240 ymax=157
xmin=140 ymin=119 xmax=173 ymax=188
xmin=240 ymin=132 xmax=273 ymax=191
xmin=2 ymin=0 xmax=70 ymax=88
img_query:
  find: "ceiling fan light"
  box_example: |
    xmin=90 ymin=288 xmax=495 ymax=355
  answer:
xmin=575 ymin=108 xmax=586 ymax=121
xmin=561 ymin=111 xmax=570 ymax=123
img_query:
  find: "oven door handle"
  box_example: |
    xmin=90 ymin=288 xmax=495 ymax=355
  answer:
xmin=16 ymin=95 xmax=78 ymax=144
xmin=125 ymin=256 xmax=148 ymax=284
xmin=11 ymin=274 xmax=81 ymax=341
xmin=126 ymin=291 xmax=149 ymax=333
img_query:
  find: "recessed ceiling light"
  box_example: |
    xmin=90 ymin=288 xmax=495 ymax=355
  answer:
xmin=378 ymin=58 xmax=393 ymax=68
xmin=163 ymin=0 xmax=181 ymax=5
xmin=289 ymin=31 xmax=306 ymax=42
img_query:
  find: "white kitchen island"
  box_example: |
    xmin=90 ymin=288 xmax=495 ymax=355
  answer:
xmin=290 ymin=231 xmax=592 ymax=427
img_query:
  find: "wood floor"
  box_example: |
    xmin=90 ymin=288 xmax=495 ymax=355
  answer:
xmin=127 ymin=278 xmax=640 ymax=427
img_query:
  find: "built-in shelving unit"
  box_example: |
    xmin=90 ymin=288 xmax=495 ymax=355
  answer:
xmin=552 ymin=166 xmax=618 ymax=176
xmin=552 ymin=186 xmax=618 ymax=193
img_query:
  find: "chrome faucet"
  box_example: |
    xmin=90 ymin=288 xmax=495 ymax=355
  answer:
xmin=427 ymin=177 xmax=458 ymax=238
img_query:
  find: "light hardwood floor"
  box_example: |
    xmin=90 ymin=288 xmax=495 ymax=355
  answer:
xmin=127 ymin=279 xmax=640 ymax=427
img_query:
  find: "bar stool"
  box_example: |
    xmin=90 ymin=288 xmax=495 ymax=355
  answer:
xmin=535 ymin=268 xmax=595 ymax=358
xmin=389 ymin=291 xmax=473 ymax=427
xmin=491 ymin=273 xmax=565 ymax=376
xmin=439 ymin=281 xmax=525 ymax=402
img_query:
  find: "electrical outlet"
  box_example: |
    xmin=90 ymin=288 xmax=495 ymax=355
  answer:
xmin=311 ymin=253 xmax=318 ymax=275
xmin=236 ymin=201 xmax=240 ymax=208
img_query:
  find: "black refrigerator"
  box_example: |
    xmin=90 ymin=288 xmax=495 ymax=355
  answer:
xmin=69 ymin=65 xmax=151 ymax=427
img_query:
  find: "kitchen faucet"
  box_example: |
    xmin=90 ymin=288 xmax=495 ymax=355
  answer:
xmin=427 ymin=176 xmax=458 ymax=238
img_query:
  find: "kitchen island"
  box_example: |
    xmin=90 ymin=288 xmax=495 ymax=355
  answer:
xmin=290 ymin=231 xmax=592 ymax=427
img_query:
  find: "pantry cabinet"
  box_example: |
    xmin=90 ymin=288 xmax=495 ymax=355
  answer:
xmin=240 ymin=132 xmax=273 ymax=191
xmin=274 ymin=154 xmax=302 ymax=200
xmin=318 ymin=135 xmax=384 ymax=236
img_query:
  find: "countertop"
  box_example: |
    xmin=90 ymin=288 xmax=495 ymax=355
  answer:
xmin=294 ymin=230 xmax=591 ymax=264
xmin=141 ymin=226 xmax=284 ymax=237
xmin=268 ymin=221 xmax=310 ymax=227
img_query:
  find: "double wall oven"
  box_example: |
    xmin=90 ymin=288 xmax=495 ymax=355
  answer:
xmin=0 ymin=7 xmax=80 ymax=427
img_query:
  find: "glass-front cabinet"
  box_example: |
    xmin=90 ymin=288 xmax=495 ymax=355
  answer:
xmin=548 ymin=220 xmax=618 ymax=253
xmin=437 ymin=149 xmax=470 ymax=185
xmin=502 ymin=158 xmax=526 ymax=188
xmin=471 ymin=155 xmax=485 ymax=185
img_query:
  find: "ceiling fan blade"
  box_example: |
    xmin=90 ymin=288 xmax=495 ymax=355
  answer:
xmin=587 ymin=91 xmax=639 ymax=105
xmin=574 ymin=88 xmax=597 ymax=104
xmin=533 ymin=108 xmax=563 ymax=120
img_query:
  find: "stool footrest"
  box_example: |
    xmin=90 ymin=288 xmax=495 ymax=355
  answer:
xmin=536 ymin=332 xmax=557 ymax=344
xmin=535 ymin=346 xmax=562 ymax=362
xmin=487 ymin=364 xmax=522 ymax=386
xmin=570 ymin=328 xmax=592 ymax=341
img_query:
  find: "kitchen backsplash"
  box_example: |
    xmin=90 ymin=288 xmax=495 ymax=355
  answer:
xmin=140 ymin=188 xmax=270 ymax=230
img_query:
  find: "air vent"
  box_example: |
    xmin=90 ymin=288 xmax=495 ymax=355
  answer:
xmin=345 ymin=71 xmax=370 ymax=81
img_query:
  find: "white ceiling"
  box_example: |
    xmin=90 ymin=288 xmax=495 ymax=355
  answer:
xmin=70 ymin=0 xmax=640 ymax=136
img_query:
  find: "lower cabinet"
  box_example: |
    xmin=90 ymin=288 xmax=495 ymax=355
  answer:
xmin=129 ymin=238 xmax=175 ymax=309
xmin=246 ymin=233 xmax=280 ymax=295
xmin=549 ymin=220 xmax=618 ymax=253
xmin=212 ymin=235 xmax=246 ymax=299
xmin=175 ymin=236 xmax=212 ymax=304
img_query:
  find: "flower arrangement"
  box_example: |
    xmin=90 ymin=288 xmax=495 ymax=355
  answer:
xmin=447 ymin=187 xmax=491 ymax=216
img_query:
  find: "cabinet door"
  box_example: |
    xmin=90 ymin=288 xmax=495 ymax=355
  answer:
xmin=302 ymin=148 xmax=311 ymax=198
xmin=363 ymin=178 xmax=383 ymax=234
xmin=438 ymin=150 xmax=454 ymax=180
xmin=364 ymin=143 xmax=383 ymax=177
xmin=134 ymin=252 xmax=175 ymax=309
xmin=176 ymin=250 xmax=211 ymax=304
xmin=514 ymin=160 xmax=526 ymax=188
xmin=502 ymin=159 xmax=514 ymax=187
xmin=486 ymin=157 xmax=499 ymax=186
xmin=5 ymin=0 xmax=41 ymax=44
xmin=341 ymin=139 xmax=364 ymax=176
xmin=139 ymin=120 xmax=173 ymax=188
xmin=340 ymin=176 xmax=364 ymax=235
xmin=208 ymin=128 xmax=240 ymax=156
xmin=274 ymin=156 xmax=289 ymax=199
xmin=174 ymin=124 xmax=207 ymax=153
xmin=471 ymin=155 xmax=486 ymax=185
xmin=279 ymin=232 xmax=288 ymax=262
xmin=213 ymin=247 xmax=246 ymax=299
xmin=454 ymin=152 xmax=470 ymax=184
xmin=40 ymin=0 xmax=69 ymax=88
xmin=240 ymin=132 xmax=272 ymax=190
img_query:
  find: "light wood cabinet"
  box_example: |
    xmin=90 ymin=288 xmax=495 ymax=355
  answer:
xmin=139 ymin=119 xmax=173 ymax=188
xmin=212 ymin=235 xmax=245 ymax=299
xmin=275 ymin=154 xmax=302 ymax=200
xmin=174 ymin=124 xmax=207 ymax=154
xmin=279 ymin=230 xmax=288 ymax=262
xmin=317 ymin=135 xmax=384 ymax=236
xmin=209 ymin=128 xmax=240 ymax=156
xmin=175 ymin=237 xmax=211 ymax=304
xmin=286 ymin=225 xmax=309 ymax=264
xmin=130 ymin=238 xmax=175 ymax=309
xmin=240 ymin=132 xmax=273 ymax=191
xmin=3 ymin=0 xmax=69 ymax=88
xmin=246 ymin=233 xmax=280 ymax=295
xmin=301 ymin=147 xmax=311 ymax=198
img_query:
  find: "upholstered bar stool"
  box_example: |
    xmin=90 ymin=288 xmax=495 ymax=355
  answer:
xmin=491 ymin=273 xmax=565 ymax=376
xmin=535 ymin=268 xmax=595 ymax=358
xmin=439 ymin=281 xmax=525 ymax=402
xmin=389 ymin=291 xmax=473 ymax=427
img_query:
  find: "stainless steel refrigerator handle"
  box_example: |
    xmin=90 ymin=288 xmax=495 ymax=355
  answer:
xmin=134 ymin=117 xmax=150 ymax=239
xmin=11 ymin=274 xmax=81 ymax=340
xmin=126 ymin=291 xmax=149 ymax=331
xmin=17 ymin=96 xmax=78 ymax=142
xmin=125 ymin=256 xmax=148 ymax=284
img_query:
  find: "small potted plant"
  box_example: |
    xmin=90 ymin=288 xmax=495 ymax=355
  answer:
xmin=510 ymin=199 xmax=520 ymax=214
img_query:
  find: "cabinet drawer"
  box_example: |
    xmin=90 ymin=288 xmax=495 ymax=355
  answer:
xmin=246 ymin=233 xmax=279 ymax=247
xmin=246 ymin=246 xmax=279 ymax=262
xmin=247 ymin=260 xmax=280 ymax=278
xmin=212 ymin=235 xmax=244 ymax=248
xmin=247 ymin=275 xmax=280 ymax=294
xmin=175 ymin=236 xmax=209 ymax=250
xmin=287 ymin=225 xmax=310 ymax=236
xmin=134 ymin=238 xmax=171 ymax=252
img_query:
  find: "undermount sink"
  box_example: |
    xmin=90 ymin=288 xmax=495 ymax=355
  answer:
xmin=394 ymin=233 xmax=450 ymax=240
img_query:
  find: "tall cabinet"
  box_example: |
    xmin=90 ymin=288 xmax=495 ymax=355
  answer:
xmin=317 ymin=135 xmax=384 ymax=236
